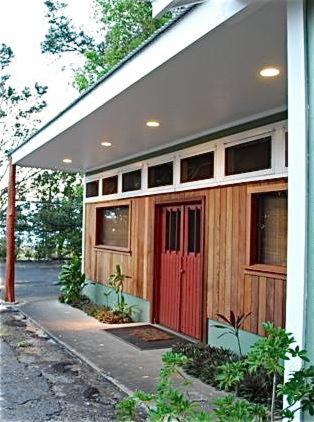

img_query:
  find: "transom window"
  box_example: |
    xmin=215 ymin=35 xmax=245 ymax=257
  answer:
xmin=181 ymin=152 xmax=214 ymax=183
xmin=148 ymin=162 xmax=173 ymax=188
xmin=225 ymin=136 xmax=271 ymax=176
xmin=86 ymin=181 xmax=99 ymax=197
xmin=250 ymin=190 xmax=287 ymax=268
xmin=122 ymin=170 xmax=141 ymax=192
xmin=102 ymin=176 xmax=118 ymax=195
xmin=96 ymin=205 xmax=130 ymax=250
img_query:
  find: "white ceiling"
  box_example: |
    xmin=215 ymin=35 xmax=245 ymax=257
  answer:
xmin=16 ymin=0 xmax=287 ymax=173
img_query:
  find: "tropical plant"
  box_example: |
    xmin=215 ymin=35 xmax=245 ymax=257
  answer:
xmin=213 ymin=310 xmax=251 ymax=356
xmin=217 ymin=322 xmax=314 ymax=421
xmin=58 ymin=256 xmax=86 ymax=303
xmin=108 ymin=264 xmax=134 ymax=319
xmin=214 ymin=395 xmax=268 ymax=421
xmin=117 ymin=352 xmax=211 ymax=422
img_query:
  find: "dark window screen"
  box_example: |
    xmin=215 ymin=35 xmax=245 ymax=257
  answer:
xmin=102 ymin=176 xmax=118 ymax=195
xmin=225 ymin=137 xmax=271 ymax=176
xmin=165 ymin=210 xmax=181 ymax=251
xmin=148 ymin=162 xmax=173 ymax=188
xmin=122 ymin=170 xmax=141 ymax=192
xmin=181 ymin=152 xmax=214 ymax=183
xmin=86 ymin=181 xmax=99 ymax=197
xmin=253 ymin=191 xmax=287 ymax=266
xmin=188 ymin=208 xmax=201 ymax=253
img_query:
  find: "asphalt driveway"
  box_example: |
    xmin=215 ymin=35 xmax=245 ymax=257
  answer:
xmin=0 ymin=261 xmax=61 ymax=302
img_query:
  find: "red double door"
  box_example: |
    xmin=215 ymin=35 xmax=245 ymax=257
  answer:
xmin=154 ymin=202 xmax=203 ymax=340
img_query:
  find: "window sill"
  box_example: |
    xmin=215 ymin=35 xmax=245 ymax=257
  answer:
xmin=244 ymin=264 xmax=287 ymax=280
xmin=94 ymin=245 xmax=131 ymax=255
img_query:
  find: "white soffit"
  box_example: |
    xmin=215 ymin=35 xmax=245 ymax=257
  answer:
xmin=11 ymin=0 xmax=287 ymax=173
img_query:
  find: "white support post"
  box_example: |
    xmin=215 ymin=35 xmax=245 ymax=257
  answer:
xmin=81 ymin=177 xmax=86 ymax=274
xmin=285 ymin=0 xmax=308 ymax=415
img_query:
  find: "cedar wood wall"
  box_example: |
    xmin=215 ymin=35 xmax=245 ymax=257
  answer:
xmin=84 ymin=178 xmax=287 ymax=336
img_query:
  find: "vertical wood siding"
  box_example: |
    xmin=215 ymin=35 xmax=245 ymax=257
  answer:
xmin=84 ymin=178 xmax=287 ymax=335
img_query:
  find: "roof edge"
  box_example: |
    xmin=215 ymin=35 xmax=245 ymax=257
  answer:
xmin=8 ymin=5 xmax=195 ymax=158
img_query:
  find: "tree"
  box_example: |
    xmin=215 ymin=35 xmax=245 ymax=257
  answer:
xmin=42 ymin=0 xmax=172 ymax=91
xmin=27 ymin=171 xmax=83 ymax=259
xmin=0 ymin=43 xmax=82 ymax=260
xmin=0 ymin=42 xmax=48 ymax=207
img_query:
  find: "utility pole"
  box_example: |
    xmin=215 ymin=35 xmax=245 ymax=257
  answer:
xmin=4 ymin=156 xmax=16 ymax=302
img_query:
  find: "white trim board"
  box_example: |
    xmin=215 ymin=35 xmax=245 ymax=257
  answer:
xmin=84 ymin=120 xmax=287 ymax=204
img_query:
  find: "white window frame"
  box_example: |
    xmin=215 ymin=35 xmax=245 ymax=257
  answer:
xmin=84 ymin=120 xmax=288 ymax=204
xmin=222 ymin=130 xmax=275 ymax=182
xmin=120 ymin=163 xmax=143 ymax=197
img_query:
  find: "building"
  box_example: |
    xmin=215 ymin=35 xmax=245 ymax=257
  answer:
xmin=6 ymin=0 xmax=314 ymax=364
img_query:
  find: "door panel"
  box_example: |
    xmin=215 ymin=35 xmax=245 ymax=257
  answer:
xmin=155 ymin=202 xmax=203 ymax=340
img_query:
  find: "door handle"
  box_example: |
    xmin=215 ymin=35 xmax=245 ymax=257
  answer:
xmin=179 ymin=268 xmax=185 ymax=274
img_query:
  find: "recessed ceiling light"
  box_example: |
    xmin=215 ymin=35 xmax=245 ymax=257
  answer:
xmin=259 ymin=67 xmax=280 ymax=78
xmin=146 ymin=120 xmax=160 ymax=127
xmin=63 ymin=158 xmax=72 ymax=164
xmin=101 ymin=141 xmax=112 ymax=147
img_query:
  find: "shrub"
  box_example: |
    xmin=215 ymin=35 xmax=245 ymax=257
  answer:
xmin=58 ymin=257 xmax=86 ymax=303
xmin=173 ymin=342 xmax=281 ymax=407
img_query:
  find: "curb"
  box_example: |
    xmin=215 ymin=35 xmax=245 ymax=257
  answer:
xmin=18 ymin=307 xmax=134 ymax=397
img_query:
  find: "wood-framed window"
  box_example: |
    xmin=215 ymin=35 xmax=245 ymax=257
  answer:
xmin=102 ymin=175 xmax=118 ymax=195
xmin=225 ymin=136 xmax=271 ymax=176
xmin=180 ymin=151 xmax=214 ymax=183
xmin=247 ymin=183 xmax=287 ymax=275
xmin=122 ymin=169 xmax=141 ymax=192
xmin=86 ymin=180 xmax=99 ymax=198
xmin=95 ymin=203 xmax=131 ymax=251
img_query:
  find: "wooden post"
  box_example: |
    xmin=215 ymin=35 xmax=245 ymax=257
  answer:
xmin=4 ymin=157 xmax=16 ymax=303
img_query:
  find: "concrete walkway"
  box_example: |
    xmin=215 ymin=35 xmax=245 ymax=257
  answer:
xmin=19 ymin=299 xmax=223 ymax=408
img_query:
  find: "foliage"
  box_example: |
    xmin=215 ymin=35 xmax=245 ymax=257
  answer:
xmin=213 ymin=310 xmax=251 ymax=356
xmin=94 ymin=308 xmax=132 ymax=324
xmin=117 ymin=352 xmax=212 ymax=422
xmin=0 ymin=43 xmax=82 ymax=261
xmin=65 ymin=294 xmax=102 ymax=317
xmin=27 ymin=171 xmax=83 ymax=259
xmin=217 ymin=322 xmax=314 ymax=421
xmin=0 ymin=43 xmax=47 ymax=212
xmin=173 ymin=342 xmax=238 ymax=388
xmin=214 ymin=395 xmax=268 ymax=422
xmin=108 ymin=264 xmax=134 ymax=319
xmin=42 ymin=0 xmax=172 ymax=92
xmin=42 ymin=0 xmax=102 ymax=55
xmin=58 ymin=256 xmax=86 ymax=303
xmin=172 ymin=342 xmax=274 ymax=407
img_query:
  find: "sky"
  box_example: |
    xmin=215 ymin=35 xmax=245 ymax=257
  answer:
xmin=0 ymin=0 xmax=97 ymax=124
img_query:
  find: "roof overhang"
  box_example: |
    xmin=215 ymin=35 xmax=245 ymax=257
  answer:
xmin=11 ymin=0 xmax=287 ymax=174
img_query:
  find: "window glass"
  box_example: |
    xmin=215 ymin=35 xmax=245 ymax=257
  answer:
xmin=86 ymin=181 xmax=99 ymax=198
xmin=96 ymin=206 xmax=129 ymax=249
xmin=165 ymin=210 xmax=181 ymax=251
xmin=225 ymin=137 xmax=271 ymax=176
xmin=102 ymin=176 xmax=118 ymax=195
xmin=148 ymin=162 xmax=173 ymax=188
xmin=122 ymin=170 xmax=141 ymax=192
xmin=181 ymin=152 xmax=214 ymax=183
xmin=188 ymin=208 xmax=201 ymax=253
xmin=253 ymin=191 xmax=287 ymax=266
